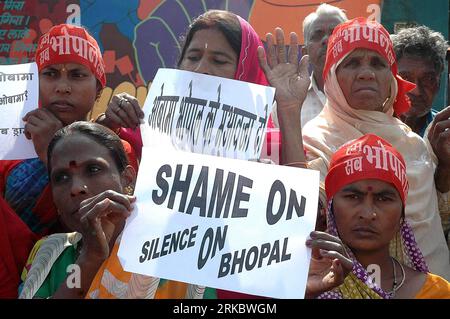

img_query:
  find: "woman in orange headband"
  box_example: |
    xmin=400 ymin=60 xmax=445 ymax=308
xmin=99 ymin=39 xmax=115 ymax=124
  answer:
xmin=0 ymin=24 xmax=138 ymax=298
xmin=319 ymin=134 xmax=449 ymax=298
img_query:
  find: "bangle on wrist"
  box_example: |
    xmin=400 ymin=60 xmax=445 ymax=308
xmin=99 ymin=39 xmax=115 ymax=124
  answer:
xmin=95 ymin=113 xmax=121 ymax=135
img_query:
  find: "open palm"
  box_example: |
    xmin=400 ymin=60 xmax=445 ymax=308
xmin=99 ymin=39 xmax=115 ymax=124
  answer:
xmin=258 ymin=28 xmax=310 ymax=109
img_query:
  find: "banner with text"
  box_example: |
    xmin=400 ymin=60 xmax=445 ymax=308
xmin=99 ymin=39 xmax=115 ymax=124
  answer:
xmin=140 ymin=68 xmax=275 ymax=160
xmin=118 ymin=148 xmax=319 ymax=299
xmin=0 ymin=62 xmax=37 ymax=160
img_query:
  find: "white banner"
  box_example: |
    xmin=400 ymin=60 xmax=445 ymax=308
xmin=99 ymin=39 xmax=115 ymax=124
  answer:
xmin=0 ymin=62 xmax=38 ymax=160
xmin=118 ymin=148 xmax=319 ymax=299
xmin=140 ymin=68 xmax=275 ymax=160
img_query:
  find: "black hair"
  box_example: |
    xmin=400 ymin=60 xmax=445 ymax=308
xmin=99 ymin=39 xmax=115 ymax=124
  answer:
xmin=392 ymin=25 xmax=448 ymax=75
xmin=47 ymin=121 xmax=128 ymax=174
xmin=177 ymin=10 xmax=242 ymax=67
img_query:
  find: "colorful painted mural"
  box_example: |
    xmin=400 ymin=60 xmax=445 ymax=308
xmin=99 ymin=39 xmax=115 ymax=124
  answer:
xmin=1 ymin=0 xmax=447 ymax=116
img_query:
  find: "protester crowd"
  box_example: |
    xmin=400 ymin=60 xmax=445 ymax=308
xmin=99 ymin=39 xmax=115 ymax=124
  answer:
xmin=1 ymin=4 xmax=449 ymax=299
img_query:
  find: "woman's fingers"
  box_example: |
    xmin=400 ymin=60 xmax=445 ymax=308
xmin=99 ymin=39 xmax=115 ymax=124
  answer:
xmin=106 ymin=106 xmax=129 ymax=129
xmin=107 ymin=95 xmax=134 ymax=128
xmin=79 ymin=190 xmax=135 ymax=216
xmin=120 ymin=94 xmax=142 ymax=127
xmin=308 ymin=239 xmax=346 ymax=258
xmin=80 ymin=197 xmax=132 ymax=225
xmin=328 ymin=258 xmax=346 ymax=285
xmin=275 ymin=27 xmax=286 ymax=64
xmin=429 ymin=106 xmax=450 ymax=138
xmin=126 ymin=94 xmax=145 ymax=120
xmin=306 ymin=231 xmax=350 ymax=260
xmin=322 ymin=250 xmax=353 ymax=271
xmin=265 ymin=33 xmax=277 ymax=69
xmin=310 ymin=231 xmax=343 ymax=245
xmin=257 ymin=46 xmax=270 ymax=75
xmin=288 ymin=32 xmax=299 ymax=65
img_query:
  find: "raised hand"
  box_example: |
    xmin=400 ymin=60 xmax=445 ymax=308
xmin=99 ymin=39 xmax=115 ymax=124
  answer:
xmin=78 ymin=190 xmax=136 ymax=260
xmin=428 ymin=106 xmax=450 ymax=192
xmin=99 ymin=92 xmax=144 ymax=131
xmin=23 ymin=108 xmax=64 ymax=165
xmin=257 ymin=28 xmax=310 ymax=111
xmin=304 ymin=231 xmax=353 ymax=298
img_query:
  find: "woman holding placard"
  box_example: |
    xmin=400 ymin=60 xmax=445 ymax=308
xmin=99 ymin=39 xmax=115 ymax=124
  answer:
xmin=0 ymin=24 xmax=138 ymax=238
xmin=0 ymin=24 xmax=138 ymax=298
xmin=18 ymin=121 xmax=351 ymax=299
xmin=93 ymin=9 xmax=352 ymax=299
xmin=19 ymin=122 xmax=139 ymax=298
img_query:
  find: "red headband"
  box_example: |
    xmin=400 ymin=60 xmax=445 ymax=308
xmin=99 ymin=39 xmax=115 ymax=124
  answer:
xmin=323 ymin=17 xmax=415 ymax=115
xmin=35 ymin=24 xmax=106 ymax=88
xmin=325 ymin=134 xmax=409 ymax=206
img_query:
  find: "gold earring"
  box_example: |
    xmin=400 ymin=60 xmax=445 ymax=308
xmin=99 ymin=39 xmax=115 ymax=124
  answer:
xmin=124 ymin=185 xmax=134 ymax=195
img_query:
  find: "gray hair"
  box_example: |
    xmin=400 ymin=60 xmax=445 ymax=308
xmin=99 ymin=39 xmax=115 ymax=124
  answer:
xmin=303 ymin=3 xmax=348 ymax=45
xmin=392 ymin=25 xmax=448 ymax=75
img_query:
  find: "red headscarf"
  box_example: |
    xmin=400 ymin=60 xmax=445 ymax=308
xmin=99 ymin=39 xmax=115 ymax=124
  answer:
xmin=235 ymin=15 xmax=269 ymax=86
xmin=35 ymin=24 xmax=106 ymax=87
xmin=235 ymin=15 xmax=274 ymax=129
xmin=325 ymin=133 xmax=409 ymax=206
xmin=322 ymin=17 xmax=415 ymax=116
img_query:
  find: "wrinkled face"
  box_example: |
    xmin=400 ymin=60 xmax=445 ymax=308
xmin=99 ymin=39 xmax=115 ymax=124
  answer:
xmin=39 ymin=63 xmax=99 ymax=126
xmin=398 ymin=55 xmax=440 ymax=119
xmin=332 ymin=179 xmax=403 ymax=254
xmin=305 ymin=15 xmax=343 ymax=77
xmin=179 ymin=28 xmax=238 ymax=79
xmin=337 ymin=49 xmax=392 ymax=111
xmin=49 ymin=134 xmax=126 ymax=232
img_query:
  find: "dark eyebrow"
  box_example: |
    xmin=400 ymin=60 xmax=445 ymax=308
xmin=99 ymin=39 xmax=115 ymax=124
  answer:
xmin=42 ymin=66 xmax=58 ymax=71
xmin=340 ymin=186 xmax=364 ymax=194
xmin=51 ymin=159 xmax=105 ymax=175
xmin=186 ymin=48 xmax=234 ymax=61
xmin=67 ymin=66 xmax=90 ymax=73
xmin=42 ymin=66 xmax=87 ymax=73
xmin=374 ymin=190 xmax=398 ymax=197
xmin=341 ymin=185 xmax=398 ymax=198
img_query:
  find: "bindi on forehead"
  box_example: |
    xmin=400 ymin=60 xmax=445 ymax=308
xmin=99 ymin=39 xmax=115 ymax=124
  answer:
xmin=69 ymin=160 xmax=78 ymax=168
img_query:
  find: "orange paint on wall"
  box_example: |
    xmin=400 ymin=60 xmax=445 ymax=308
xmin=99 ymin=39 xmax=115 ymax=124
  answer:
xmin=137 ymin=0 xmax=163 ymax=20
xmin=249 ymin=0 xmax=382 ymax=44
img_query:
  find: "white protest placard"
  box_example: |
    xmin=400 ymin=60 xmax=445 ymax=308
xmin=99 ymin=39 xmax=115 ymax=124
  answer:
xmin=118 ymin=148 xmax=319 ymax=299
xmin=0 ymin=63 xmax=38 ymax=160
xmin=140 ymin=68 xmax=275 ymax=160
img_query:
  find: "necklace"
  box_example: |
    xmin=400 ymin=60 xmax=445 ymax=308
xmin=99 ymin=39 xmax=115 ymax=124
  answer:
xmin=386 ymin=257 xmax=405 ymax=298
